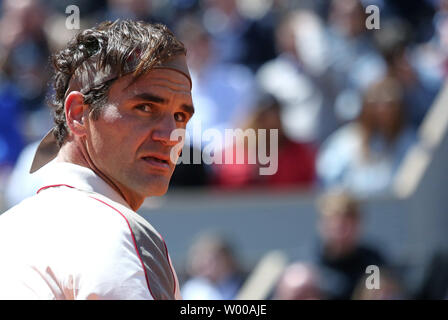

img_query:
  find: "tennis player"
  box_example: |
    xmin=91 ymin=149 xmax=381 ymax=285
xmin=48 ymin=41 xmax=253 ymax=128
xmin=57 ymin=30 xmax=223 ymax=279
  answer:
xmin=0 ymin=19 xmax=193 ymax=300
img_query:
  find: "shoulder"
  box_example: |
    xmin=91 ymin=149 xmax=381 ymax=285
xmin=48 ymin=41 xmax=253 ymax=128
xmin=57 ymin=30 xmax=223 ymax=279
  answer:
xmin=86 ymin=194 xmax=178 ymax=300
xmin=0 ymin=187 xmax=154 ymax=299
xmin=3 ymin=187 xmax=132 ymax=232
xmin=0 ymin=186 xmax=144 ymax=265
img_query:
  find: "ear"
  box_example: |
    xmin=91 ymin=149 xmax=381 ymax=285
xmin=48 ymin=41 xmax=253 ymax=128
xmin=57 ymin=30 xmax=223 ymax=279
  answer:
xmin=64 ymin=91 xmax=89 ymax=137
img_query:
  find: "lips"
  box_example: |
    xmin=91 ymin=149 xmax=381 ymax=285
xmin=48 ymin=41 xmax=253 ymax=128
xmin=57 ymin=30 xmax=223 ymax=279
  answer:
xmin=142 ymin=154 xmax=171 ymax=170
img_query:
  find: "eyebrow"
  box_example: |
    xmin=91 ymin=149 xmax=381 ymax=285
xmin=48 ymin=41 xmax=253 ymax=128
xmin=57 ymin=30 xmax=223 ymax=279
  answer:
xmin=133 ymin=93 xmax=166 ymax=104
xmin=181 ymin=104 xmax=195 ymax=116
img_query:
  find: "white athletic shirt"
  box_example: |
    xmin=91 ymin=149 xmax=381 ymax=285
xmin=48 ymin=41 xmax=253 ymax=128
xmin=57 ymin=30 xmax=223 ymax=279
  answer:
xmin=0 ymin=160 xmax=181 ymax=300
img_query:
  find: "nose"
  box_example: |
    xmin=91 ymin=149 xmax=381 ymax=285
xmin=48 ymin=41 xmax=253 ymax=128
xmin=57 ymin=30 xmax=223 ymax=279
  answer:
xmin=151 ymin=114 xmax=179 ymax=146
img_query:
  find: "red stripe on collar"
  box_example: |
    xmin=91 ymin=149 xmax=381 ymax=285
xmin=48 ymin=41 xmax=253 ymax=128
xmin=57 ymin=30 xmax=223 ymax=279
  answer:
xmin=37 ymin=184 xmax=75 ymax=194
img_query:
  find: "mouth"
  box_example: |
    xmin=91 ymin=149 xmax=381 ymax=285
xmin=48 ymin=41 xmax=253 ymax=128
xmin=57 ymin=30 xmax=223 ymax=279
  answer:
xmin=142 ymin=155 xmax=171 ymax=170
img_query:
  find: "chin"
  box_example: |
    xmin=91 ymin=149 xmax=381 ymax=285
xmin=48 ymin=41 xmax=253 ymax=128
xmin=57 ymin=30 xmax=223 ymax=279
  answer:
xmin=129 ymin=169 xmax=173 ymax=198
xmin=141 ymin=179 xmax=170 ymax=197
xmin=148 ymin=186 xmax=169 ymax=197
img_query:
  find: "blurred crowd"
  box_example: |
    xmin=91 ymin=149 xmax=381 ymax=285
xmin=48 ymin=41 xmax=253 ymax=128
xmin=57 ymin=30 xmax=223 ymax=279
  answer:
xmin=180 ymin=190 xmax=448 ymax=300
xmin=0 ymin=0 xmax=446 ymax=300
xmin=0 ymin=0 xmax=445 ymax=208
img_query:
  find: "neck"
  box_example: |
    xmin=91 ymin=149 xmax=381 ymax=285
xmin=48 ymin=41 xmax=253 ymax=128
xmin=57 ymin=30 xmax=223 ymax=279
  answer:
xmin=56 ymin=138 xmax=144 ymax=211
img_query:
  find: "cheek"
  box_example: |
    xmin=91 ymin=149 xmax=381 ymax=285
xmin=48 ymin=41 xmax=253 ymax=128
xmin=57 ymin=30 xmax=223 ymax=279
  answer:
xmin=88 ymin=112 xmax=138 ymax=158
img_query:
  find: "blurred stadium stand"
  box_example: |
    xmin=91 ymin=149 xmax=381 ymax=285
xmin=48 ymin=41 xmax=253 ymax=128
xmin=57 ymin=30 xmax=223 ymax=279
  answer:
xmin=136 ymin=83 xmax=448 ymax=296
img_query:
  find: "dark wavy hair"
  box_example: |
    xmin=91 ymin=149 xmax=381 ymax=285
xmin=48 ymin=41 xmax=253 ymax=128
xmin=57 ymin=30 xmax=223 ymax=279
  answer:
xmin=49 ymin=19 xmax=186 ymax=147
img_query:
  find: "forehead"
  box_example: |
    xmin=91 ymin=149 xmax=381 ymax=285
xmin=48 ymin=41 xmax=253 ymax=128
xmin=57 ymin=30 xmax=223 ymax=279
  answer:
xmin=109 ymin=68 xmax=192 ymax=102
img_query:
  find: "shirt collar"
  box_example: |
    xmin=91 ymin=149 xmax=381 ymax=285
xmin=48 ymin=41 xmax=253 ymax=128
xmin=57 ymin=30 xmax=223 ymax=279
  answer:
xmin=35 ymin=159 xmax=131 ymax=209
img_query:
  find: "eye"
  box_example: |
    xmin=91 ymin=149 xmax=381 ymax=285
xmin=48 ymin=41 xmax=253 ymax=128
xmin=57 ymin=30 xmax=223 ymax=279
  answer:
xmin=136 ymin=103 xmax=154 ymax=113
xmin=174 ymin=112 xmax=187 ymax=122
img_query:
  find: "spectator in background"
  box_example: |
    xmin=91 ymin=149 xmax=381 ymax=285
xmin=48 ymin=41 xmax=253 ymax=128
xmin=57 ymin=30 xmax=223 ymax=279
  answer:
xmin=182 ymin=232 xmax=246 ymax=300
xmin=326 ymin=0 xmax=386 ymax=88
xmin=200 ymin=0 xmax=249 ymax=64
xmin=0 ymin=79 xmax=25 ymax=176
xmin=199 ymin=0 xmax=276 ymax=69
xmin=312 ymin=190 xmax=386 ymax=300
xmin=325 ymin=0 xmax=386 ymax=126
xmin=375 ymin=18 xmax=440 ymax=128
xmin=273 ymin=262 xmax=325 ymax=300
xmin=0 ymin=0 xmax=51 ymax=114
xmin=256 ymin=10 xmax=334 ymax=144
xmin=0 ymin=0 xmax=55 ymax=170
xmin=175 ymin=14 xmax=256 ymax=151
xmin=317 ymin=77 xmax=417 ymax=198
xmin=211 ymin=93 xmax=316 ymax=190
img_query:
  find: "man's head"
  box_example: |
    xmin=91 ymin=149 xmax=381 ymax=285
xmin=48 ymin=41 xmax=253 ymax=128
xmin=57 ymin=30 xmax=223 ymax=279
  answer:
xmin=50 ymin=20 xmax=190 ymax=147
xmin=186 ymin=232 xmax=239 ymax=284
xmin=317 ymin=189 xmax=362 ymax=258
xmin=360 ymin=76 xmax=405 ymax=141
xmin=41 ymin=20 xmax=194 ymax=208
